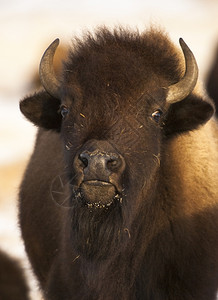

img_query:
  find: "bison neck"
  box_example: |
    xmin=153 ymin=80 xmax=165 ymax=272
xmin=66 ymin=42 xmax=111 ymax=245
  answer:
xmin=57 ymin=181 xmax=163 ymax=299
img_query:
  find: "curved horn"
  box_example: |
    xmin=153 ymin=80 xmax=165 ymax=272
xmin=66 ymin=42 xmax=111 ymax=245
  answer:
xmin=39 ymin=38 xmax=61 ymax=99
xmin=166 ymin=38 xmax=198 ymax=104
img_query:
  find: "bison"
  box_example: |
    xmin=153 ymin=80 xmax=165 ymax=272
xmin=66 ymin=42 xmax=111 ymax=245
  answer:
xmin=0 ymin=249 xmax=29 ymax=300
xmin=19 ymin=27 xmax=218 ymax=299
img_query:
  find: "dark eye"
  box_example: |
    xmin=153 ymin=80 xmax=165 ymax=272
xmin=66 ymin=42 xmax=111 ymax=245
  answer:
xmin=151 ymin=109 xmax=163 ymax=123
xmin=60 ymin=105 xmax=69 ymax=119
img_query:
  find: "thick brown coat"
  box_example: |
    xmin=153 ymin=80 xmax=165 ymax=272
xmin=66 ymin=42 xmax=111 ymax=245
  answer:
xmin=19 ymin=27 xmax=218 ymax=299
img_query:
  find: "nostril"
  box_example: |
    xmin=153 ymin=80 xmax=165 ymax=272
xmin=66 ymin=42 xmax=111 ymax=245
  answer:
xmin=77 ymin=150 xmax=125 ymax=174
xmin=107 ymin=156 xmax=122 ymax=172
xmin=78 ymin=153 xmax=89 ymax=168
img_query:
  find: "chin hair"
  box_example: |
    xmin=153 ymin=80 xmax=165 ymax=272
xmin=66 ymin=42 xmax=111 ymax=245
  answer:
xmin=69 ymin=198 xmax=126 ymax=260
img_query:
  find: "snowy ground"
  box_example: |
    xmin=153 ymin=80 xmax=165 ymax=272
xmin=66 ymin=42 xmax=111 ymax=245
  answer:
xmin=1 ymin=0 xmax=218 ymax=299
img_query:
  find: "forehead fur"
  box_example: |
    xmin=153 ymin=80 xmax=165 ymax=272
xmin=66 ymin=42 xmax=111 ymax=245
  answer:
xmin=63 ymin=27 xmax=183 ymax=101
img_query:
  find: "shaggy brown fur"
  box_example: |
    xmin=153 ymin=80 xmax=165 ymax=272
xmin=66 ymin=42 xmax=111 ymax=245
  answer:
xmin=19 ymin=27 xmax=218 ymax=299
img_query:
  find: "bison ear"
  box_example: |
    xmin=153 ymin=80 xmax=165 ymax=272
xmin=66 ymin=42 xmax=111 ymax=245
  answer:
xmin=20 ymin=91 xmax=62 ymax=131
xmin=164 ymin=93 xmax=215 ymax=136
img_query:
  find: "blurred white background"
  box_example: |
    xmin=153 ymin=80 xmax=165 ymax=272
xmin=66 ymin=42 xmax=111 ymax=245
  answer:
xmin=0 ymin=0 xmax=218 ymax=299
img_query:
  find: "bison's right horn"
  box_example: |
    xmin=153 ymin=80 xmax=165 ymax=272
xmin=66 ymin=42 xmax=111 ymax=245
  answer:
xmin=166 ymin=38 xmax=198 ymax=104
xmin=39 ymin=38 xmax=61 ymax=99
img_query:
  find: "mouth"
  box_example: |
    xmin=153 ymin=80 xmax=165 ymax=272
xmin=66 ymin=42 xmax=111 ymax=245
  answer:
xmin=78 ymin=180 xmax=122 ymax=209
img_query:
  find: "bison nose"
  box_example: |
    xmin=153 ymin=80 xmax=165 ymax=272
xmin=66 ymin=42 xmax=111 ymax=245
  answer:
xmin=78 ymin=151 xmax=124 ymax=179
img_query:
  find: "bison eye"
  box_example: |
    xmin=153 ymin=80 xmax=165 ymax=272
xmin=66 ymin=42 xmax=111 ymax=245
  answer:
xmin=151 ymin=109 xmax=163 ymax=123
xmin=60 ymin=105 xmax=69 ymax=119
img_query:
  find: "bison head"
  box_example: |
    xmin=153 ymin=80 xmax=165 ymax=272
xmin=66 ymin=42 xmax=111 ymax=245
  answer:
xmin=20 ymin=28 xmax=214 ymax=260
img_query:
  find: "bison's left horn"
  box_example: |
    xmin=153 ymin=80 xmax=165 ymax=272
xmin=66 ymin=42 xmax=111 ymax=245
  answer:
xmin=166 ymin=38 xmax=198 ymax=104
xmin=39 ymin=38 xmax=61 ymax=99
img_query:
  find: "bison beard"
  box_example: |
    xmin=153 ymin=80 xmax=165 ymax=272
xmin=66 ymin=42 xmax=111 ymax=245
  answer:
xmin=65 ymin=186 xmax=158 ymax=299
xmin=69 ymin=191 xmax=124 ymax=260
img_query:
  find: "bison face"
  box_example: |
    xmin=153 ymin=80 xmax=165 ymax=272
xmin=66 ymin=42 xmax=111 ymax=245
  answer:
xmin=20 ymin=29 xmax=214 ymax=259
xmin=59 ymin=87 xmax=165 ymax=211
